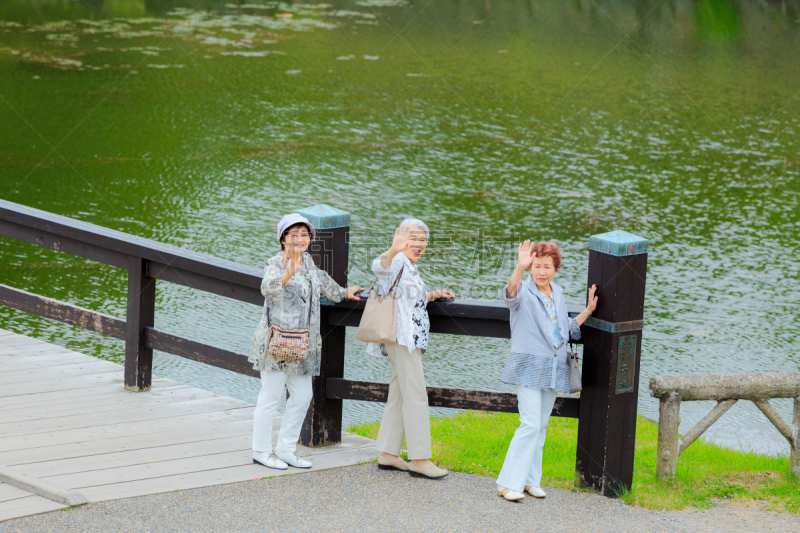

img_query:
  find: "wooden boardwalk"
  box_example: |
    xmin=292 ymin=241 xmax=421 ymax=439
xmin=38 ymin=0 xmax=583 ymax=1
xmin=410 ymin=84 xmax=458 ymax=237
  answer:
xmin=0 ymin=328 xmax=378 ymax=522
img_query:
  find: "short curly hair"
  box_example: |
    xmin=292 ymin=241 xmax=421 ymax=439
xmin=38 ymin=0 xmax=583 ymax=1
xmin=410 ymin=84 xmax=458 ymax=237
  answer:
xmin=532 ymin=241 xmax=562 ymax=271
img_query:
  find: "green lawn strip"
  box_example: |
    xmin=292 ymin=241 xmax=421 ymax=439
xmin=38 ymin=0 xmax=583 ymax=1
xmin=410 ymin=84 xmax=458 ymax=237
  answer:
xmin=348 ymin=411 xmax=798 ymax=513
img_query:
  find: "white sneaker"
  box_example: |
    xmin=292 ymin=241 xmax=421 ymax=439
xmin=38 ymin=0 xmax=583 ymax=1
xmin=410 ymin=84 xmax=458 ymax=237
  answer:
xmin=524 ymin=485 xmax=547 ymax=498
xmin=276 ymin=451 xmax=312 ymax=469
xmin=253 ymin=451 xmax=288 ymax=470
xmin=497 ymin=486 xmax=525 ymax=501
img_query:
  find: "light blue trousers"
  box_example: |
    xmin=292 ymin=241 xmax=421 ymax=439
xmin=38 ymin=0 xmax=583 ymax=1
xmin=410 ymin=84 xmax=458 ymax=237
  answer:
xmin=496 ymin=386 xmax=557 ymax=493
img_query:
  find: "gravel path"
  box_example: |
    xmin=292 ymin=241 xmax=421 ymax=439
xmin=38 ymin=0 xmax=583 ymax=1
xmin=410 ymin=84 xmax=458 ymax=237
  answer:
xmin=1 ymin=465 xmax=797 ymax=532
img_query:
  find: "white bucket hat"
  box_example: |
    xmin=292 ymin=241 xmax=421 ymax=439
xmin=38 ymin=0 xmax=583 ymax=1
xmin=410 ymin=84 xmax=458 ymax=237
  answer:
xmin=276 ymin=213 xmax=316 ymax=244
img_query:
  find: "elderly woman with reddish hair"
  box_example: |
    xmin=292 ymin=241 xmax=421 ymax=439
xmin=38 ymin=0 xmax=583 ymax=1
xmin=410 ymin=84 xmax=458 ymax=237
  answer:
xmin=496 ymin=240 xmax=598 ymax=501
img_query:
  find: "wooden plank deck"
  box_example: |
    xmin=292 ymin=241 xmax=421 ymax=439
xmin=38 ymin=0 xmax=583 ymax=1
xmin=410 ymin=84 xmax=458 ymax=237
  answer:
xmin=0 ymin=482 xmax=64 ymax=523
xmin=0 ymin=328 xmax=379 ymax=522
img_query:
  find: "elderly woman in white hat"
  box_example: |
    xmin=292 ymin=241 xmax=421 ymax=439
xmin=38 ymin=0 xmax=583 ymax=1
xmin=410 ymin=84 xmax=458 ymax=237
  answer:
xmin=248 ymin=214 xmax=362 ymax=470
xmin=367 ymin=218 xmax=455 ymax=479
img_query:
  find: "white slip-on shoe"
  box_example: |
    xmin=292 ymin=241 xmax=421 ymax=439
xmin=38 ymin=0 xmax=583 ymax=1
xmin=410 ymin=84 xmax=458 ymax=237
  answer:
xmin=497 ymin=486 xmax=525 ymax=501
xmin=524 ymin=485 xmax=547 ymax=498
xmin=276 ymin=451 xmax=312 ymax=469
xmin=253 ymin=451 xmax=288 ymax=470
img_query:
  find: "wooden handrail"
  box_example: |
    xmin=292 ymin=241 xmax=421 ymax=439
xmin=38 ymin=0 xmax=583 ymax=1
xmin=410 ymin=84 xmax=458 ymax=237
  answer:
xmin=0 ymin=199 xmax=264 ymax=304
xmin=331 ymin=298 xmax=585 ymax=339
xmin=650 ymin=373 xmax=800 ymax=401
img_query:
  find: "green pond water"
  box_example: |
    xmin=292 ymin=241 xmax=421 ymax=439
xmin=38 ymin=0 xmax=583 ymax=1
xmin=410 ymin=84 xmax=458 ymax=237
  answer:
xmin=1 ymin=0 xmax=799 ymax=454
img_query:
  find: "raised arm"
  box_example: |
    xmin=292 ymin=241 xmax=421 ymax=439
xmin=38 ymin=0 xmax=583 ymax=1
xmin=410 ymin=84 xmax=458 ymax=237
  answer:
xmin=278 ymin=249 xmax=301 ymax=288
xmin=261 ymin=261 xmax=286 ymax=297
xmin=372 ymin=253 xmax=403 ymax=296
xmin=506 ymin=240 xmax=535 ymax=299
xmin=379 ymin=225 xmax=412 ymax=269
xmin=262 ymin=251 xmax=303 ymax=297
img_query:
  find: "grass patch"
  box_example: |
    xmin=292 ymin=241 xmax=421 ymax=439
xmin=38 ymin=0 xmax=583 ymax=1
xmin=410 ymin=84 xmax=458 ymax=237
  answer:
xmin=348 ymin=411 xmax=799 ymax=513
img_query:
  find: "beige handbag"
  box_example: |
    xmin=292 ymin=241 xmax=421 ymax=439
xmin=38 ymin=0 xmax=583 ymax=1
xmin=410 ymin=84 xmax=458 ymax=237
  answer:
xmin=355 ymin=266 xmax=404 ymax=344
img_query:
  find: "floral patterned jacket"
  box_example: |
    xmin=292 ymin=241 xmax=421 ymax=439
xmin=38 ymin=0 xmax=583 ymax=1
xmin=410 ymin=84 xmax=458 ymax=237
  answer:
xmin=365 ymin=252 xmax=429 ymax=362
xmin=248 ymin=251 xmax=346 ymax=376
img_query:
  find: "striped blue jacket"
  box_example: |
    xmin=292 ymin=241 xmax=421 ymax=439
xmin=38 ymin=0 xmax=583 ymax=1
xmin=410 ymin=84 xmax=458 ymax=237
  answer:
xmin=500 ymin=278 xmax=581 ymax=392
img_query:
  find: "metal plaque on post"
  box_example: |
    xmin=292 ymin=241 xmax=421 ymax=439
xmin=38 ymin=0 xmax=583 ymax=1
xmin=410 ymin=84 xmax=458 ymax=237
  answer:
xmin=616 ymin=335 xmax=637 ymax=394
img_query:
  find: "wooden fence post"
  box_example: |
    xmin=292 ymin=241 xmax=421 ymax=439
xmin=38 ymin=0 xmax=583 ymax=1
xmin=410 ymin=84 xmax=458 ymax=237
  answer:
xmin=656 ymin=392 xmax=681 ymax=479
xmin=296 ymin=205 xmax=350 ymax=447
xmin=575 ymin=230 xmax=649 ymax=497
xmin=125 ymin=256 xmax=155 ymax=391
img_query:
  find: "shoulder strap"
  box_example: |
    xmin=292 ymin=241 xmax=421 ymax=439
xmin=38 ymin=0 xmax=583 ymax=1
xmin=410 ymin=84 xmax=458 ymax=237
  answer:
xmin=364 ymin=263 xmax=405 ymax=297
xmin=307 ymin=274 xmax=313 ymax=328
xmin=389 ymin=265 xmax=405 ymax=293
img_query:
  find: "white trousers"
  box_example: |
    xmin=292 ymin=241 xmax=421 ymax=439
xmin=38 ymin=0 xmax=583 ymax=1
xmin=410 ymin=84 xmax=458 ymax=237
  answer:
xmin=252 ymin=370 xmax=313 ymax=455
xmin=496 ymin=386 xmax=557 ymax=492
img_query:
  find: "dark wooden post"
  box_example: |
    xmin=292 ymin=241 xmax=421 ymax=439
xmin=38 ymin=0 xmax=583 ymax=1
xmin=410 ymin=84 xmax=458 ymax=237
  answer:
xmin=125 ymin=256 xmax=156 ymax=391
xmin=296 ymin=205 xmax=350 ymax=447
xmin=575 ymin=230 xmax=649 ymax=497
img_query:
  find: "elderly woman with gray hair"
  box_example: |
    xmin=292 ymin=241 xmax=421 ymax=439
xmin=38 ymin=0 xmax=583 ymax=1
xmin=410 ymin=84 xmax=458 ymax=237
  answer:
xmin=366 ymin=218 xmax=455 ymax=479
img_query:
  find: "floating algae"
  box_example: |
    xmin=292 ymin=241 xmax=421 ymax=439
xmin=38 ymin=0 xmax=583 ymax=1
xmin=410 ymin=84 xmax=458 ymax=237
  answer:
xmin=200 ymin=36 xmax=254 ymax=47
xmin=52 ymin=57 xmax=82 ymax=67
xmin=329 ymin=11 xmax=377 ymax=19
xmin=220 ymin=50 xmax=286 ymax=56
xmin=45 ymin=33 xmax=78 ymax=42
xmin=0 ymin=1 xmax=413 ymax=71
xmin=355 ymin=0 xmax=408 ymax=6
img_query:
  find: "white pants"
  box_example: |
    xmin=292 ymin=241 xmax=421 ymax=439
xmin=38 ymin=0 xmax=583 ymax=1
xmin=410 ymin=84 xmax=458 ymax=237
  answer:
xmin=252 ymin=370 xmax=313 ymax=455
xmin=496 ymin=386 xmax=557 ymax=492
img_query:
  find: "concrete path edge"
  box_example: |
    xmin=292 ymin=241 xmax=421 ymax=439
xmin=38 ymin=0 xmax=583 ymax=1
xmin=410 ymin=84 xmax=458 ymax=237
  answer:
xmin=0 ymin=465 xmax=88 ymax=507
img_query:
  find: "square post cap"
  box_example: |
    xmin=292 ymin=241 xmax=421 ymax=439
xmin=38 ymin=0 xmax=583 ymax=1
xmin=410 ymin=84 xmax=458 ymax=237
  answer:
xmin=589 ymin=230 xmax=649 ymax=257
xmin=294 ymin=205 xmax=351 ymax=230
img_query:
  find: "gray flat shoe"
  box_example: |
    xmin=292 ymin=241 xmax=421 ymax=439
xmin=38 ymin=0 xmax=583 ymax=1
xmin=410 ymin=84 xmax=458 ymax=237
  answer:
xmin=408 ymin=462 xmax=448 ymax=479
xmin=377 ymin=455 xmax=409 ymax=471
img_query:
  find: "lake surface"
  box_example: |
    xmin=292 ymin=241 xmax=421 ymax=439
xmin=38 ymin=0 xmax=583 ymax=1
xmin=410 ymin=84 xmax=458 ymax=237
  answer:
xmin=1 ymin=0 xmax=799 ymax=455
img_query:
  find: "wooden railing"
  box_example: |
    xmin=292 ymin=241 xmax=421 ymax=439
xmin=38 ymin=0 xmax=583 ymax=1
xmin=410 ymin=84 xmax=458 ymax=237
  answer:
xmin=0 ymin=200 xmax=648 ymax=498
